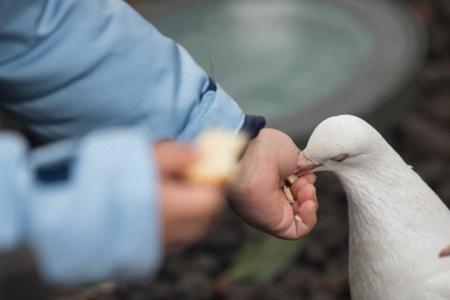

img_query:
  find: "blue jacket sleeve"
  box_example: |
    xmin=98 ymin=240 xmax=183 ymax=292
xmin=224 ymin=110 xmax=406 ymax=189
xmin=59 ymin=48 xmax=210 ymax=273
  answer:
xmin=0 ymin=0 xmax=265 ymax=285
xmin=0 ymin=129 xmax=161 ymax=284
xmin=0 ymin=0 xmax=245 ymax=142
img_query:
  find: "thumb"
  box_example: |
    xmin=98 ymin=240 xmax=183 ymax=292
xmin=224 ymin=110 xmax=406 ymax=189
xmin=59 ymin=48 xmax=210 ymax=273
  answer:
xmin=278 ymin=148 xmax=302 ymax=179
xmin=256 ymin=128 xmax=301 ymax=178
xmin=276 ymin=143 xmax=302 ymax=179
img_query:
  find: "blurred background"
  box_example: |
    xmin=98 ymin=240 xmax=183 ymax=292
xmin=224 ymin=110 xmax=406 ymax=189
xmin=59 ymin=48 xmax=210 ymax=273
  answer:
xmin=2 ymin=0 xmax=450 ymax=299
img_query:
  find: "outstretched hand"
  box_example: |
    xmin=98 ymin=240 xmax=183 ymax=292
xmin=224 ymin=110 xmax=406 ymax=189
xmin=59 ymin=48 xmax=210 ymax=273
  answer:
xmin=226 ymin=128 xmax=318 ymax=239
xmin=155 ymin=142 xmax=224 ymax=249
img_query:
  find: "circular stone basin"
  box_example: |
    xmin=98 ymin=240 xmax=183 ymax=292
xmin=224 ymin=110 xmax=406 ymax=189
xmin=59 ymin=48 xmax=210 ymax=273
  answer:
xmin=134 ymin=0 xmax=424 ymax=138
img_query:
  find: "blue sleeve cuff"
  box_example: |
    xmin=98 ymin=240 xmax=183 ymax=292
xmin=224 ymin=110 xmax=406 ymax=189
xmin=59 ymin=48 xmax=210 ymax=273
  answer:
xmin=241 ymin=114 xmax=266 ymax=139
xmin=25 ymin=129 xmax=162 ymax=284
xmin=177 ymin=79 xmax=245 ymax=141
xmin=176 ymin=78 xmax=265 ymax=141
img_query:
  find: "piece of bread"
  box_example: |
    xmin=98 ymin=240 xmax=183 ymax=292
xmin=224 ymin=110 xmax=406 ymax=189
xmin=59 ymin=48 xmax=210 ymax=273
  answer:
xmin=185 ymin=129 xmax=248 ymax=185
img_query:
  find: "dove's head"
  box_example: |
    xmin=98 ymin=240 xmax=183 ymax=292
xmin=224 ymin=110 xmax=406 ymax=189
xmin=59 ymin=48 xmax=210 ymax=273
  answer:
xmin=296 ymin=115 xmax=386 ymax=175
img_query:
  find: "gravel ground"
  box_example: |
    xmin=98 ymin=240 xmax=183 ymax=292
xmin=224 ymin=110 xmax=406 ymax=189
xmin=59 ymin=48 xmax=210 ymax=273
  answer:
xmin=2 ymin=0 xmax=449 ymax=299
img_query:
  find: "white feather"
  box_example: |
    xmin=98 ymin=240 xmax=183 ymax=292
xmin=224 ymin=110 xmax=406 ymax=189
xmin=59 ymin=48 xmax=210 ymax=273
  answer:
xmin=302 ymin=115 xmax=450 ymax=300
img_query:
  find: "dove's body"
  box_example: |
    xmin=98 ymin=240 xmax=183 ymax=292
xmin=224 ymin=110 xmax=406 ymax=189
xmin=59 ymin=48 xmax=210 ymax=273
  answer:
xmin=340 ymin=147 xmax=450 ymax=299
xmin=301 ymin=115 xmax=450 ymax=300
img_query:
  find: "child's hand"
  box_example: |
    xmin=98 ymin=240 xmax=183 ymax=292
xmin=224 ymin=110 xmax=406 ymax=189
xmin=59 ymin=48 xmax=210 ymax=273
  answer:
xmin=226 ymin=128 xmax=318 ymax=239
xmin=154 ymin=142 xmax=224 ymax=249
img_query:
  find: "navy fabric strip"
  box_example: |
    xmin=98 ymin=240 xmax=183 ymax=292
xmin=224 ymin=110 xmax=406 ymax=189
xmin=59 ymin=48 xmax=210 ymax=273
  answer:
xmin=241 ymin=114 xmax=266 ymax=139
xmin=206 ymin=77 xmax=217 ymax=93
xmin=200 ymin=77 xmax=217 ymax=100
xmin=35 ymin=158 xmax=74 ymax=184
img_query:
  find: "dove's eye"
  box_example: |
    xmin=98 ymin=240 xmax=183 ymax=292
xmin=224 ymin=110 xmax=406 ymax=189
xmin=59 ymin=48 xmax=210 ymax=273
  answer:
xmin=331 ymin=154 xmax=350 ymax=162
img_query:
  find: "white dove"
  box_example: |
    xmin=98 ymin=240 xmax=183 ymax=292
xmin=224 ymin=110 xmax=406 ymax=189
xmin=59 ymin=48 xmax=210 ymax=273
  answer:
xmin=295 ymin=115 xmax=450 ymax=300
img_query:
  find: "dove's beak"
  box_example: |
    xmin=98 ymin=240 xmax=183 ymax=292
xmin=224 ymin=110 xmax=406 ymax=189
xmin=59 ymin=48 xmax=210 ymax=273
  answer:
xmin=295 ymin=152 xmax=320 ymax=177
xmin=439 ymin=245 xmax=450 ymax=258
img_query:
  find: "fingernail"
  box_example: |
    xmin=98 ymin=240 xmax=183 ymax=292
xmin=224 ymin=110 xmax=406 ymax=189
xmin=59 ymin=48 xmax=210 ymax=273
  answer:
xmin=295 ymin=215 xmax=302 ymax=222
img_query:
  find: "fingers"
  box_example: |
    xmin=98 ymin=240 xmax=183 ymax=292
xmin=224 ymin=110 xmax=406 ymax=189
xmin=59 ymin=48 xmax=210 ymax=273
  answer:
xmin=291 ymin=175 xmax=316 ymax=194
xmin=273 ymin=184 xmax=318 ymax=239
xmin=154 ymin=142 xmax=197 ymax=175
xmin=303 ymin=174 xmax=317 ymax=184
xmin=296 ymin=183 xmax=317 ymax=205
xmin=171 ymin=183 xmax=224 ymax=217
xmin=155 ymin=139 xmax=227 ymax=249
xmin=285 ymin=200 xmax=318 ymax=238
xmin=274 ymin=199 xmax=317 ymax=239
xmin=294 ymin=182 xmax=318 ymax=235
xmin=290 ymin=175 xmax=318 ymax=205
xmin=161 ymin=182 xmax=225 ymax=249
xmin=276 ymin=177 xmax=318 ymax=239
xmin=297 ymin=200 xmax=317 ymax=229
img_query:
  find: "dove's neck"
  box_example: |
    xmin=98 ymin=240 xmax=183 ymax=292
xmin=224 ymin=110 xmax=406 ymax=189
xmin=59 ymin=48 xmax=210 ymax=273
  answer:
xmin=338 ymin=147 xmax=450 ymax=248
xmin=335 ymin=145 xmax=450 ymax=298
